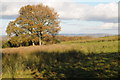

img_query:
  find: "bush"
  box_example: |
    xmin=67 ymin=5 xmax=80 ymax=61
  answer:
xmin=52 ymin=39 xmax=61 ymax=44
xmin=2 ymin=40 xmax=11 ymax=48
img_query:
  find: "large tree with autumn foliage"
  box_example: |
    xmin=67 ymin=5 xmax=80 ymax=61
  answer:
xmin=6 ymin=4 xmax=60 ymax=46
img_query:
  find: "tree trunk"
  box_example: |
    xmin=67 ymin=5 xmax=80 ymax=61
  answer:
xmin=38 ymin=32 xmax=42 ymax=45
xmin=39 ymin=37 xmax=42 ymax=45
xmin=32 ymin=41 xmax=35 ymax=46
xmin=20 ymin=44 xmax=22 ymax=47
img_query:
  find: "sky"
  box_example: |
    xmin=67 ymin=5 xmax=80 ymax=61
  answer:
xmin=0 ymin=0 xmax=119 ymax=35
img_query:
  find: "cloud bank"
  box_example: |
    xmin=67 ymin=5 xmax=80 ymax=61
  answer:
xmin=45 ymin=2 xmax=118 ymax=23
xmin=0 ymin=0 xmax=118 ymax=30
xmin=0 ymin=0 xmax=118 ymax=23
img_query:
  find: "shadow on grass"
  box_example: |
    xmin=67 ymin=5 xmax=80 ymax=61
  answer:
xmin=2 ymin=50 xmax=120 ymax=79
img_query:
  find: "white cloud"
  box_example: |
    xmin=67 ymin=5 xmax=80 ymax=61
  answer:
xmin=44 ymin=2 xmax=118 ymax=22
xmin=87 ymin=3 xmax=118 ymax=22
xmin=0 ymin=2 xmax=39 ymax=18
xmin=99 ymin=23 xmax=118 ymax=29
xmin=0 ymin=0 xmax=42 ymax=2
xmin=0 ymin=0 xmax=119 ymax=2
xmin=0 ymin=0 xmax=118 ymax=22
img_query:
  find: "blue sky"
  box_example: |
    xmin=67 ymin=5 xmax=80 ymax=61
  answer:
xmin=0 ymin=0 xmax=118 ymax=35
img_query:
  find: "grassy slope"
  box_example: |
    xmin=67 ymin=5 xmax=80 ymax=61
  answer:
xmin=2 ymin=36 xmax=118 ymax=54
xmin=1 ymin=36 xmax=119 ymax=78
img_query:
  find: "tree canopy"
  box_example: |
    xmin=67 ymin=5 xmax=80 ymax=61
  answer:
xmin=6 ymin=4 xmax=61 ymax=47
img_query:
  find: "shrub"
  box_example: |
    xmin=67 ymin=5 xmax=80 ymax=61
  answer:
xmin=2 ymin=41 xmax=11 ymax=48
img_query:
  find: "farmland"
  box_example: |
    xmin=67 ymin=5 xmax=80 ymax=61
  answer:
xmin=1 ymin=35 xmax=119 ymax=79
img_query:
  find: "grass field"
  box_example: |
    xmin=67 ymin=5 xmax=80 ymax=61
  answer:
xmin=1 ymin=36 xmax=119 ymax=79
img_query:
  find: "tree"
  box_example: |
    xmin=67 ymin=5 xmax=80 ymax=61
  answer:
xmin=6 ymin=4 xmax=60 ymax=46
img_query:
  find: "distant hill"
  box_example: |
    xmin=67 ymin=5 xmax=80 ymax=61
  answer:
xmin=58 ymin=33 xmax=117 ymax=37
xmin=0 ymin=33 xmax=118 ymax=41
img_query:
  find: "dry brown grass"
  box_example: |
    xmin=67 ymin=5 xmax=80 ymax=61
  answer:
xmin=1 ymin=44 xmax=78 ymax=54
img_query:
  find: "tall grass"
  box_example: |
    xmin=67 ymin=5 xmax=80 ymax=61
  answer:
xmin=1 ymin=36 xmax=119 ymax=79
xmin=2 ymin=50 xmax=119 ymax=79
